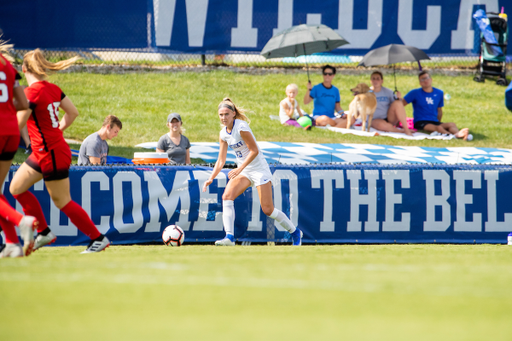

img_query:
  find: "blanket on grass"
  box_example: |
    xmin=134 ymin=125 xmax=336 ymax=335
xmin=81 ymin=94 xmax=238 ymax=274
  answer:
xmin=269 ymin=115 xmax=453 ymax=140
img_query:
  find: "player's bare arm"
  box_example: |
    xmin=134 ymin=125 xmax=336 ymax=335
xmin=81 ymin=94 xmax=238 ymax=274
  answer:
xmin=13 ymin=86 xmax=28 ymax=111
xmin=202 ymin=137 xmax=228 ymax=192
xmin=16 ymin=108 xmax=32 ymax=130
xmin=58 ymin=96 xmax=79 ymax=132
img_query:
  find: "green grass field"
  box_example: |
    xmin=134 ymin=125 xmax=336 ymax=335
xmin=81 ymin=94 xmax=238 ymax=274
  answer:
xmin=1 ymin=244 xmax=511 ymax=341
xmin=4 ymin=70 xmax=512 ymax=340
xmin=11 ymin=69 xmax=512 ymax=165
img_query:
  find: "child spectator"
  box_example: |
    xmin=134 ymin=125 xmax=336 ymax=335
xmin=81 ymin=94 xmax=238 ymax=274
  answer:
xmin=279 ymin=84 xmax=311 ymax=130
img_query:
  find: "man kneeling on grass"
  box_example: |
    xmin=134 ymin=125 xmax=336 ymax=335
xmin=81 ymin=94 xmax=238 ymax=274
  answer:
xmin=402 ymin=71 xmax=471 ymax=140
xmin=78 ymin=115 xmax=122 ymax=165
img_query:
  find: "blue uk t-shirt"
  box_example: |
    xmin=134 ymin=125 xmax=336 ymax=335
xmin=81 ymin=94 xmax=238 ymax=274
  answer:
xmin=403 ymin=87 xmax=444 ymax=123
xmin=309 ymin=83 xmax=340 ymax=117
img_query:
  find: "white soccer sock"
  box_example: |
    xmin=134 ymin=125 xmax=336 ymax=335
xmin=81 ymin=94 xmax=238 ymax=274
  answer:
xmin=269 ymin=208 xmax=296 ymax=233
xmin=222 ymin=200 xmax=235 ymax=236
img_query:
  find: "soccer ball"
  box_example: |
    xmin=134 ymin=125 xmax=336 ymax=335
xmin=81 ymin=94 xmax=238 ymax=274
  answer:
xmin=162 ymin=225 xmax=185 ymax=246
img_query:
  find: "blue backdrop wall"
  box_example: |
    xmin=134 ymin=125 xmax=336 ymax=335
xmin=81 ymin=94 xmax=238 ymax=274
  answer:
xmin=2 ymin=164 xmax=511 ymax=245
xmin=0 ymin=0 xmax=511 ymax=55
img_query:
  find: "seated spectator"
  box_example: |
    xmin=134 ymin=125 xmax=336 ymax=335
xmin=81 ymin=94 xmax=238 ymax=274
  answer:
xmin=78 ymin=115 xmax=122 ymax=165
xmin=303 ymin=65 xmax=347 ymax=127
xmin=370 ymin=71 xmax=412 ymax=136
xmin=279 ymin=83 xmax=311 ymax=130
xmin=402 ymin=71 xmax=470 ymax=139
xmin=156 ymin=113 xmax=191 ymax=165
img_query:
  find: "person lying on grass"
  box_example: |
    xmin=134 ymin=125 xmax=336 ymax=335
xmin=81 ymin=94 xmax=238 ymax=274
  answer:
xmin=402 ymin=71 xmax=471 ymax=140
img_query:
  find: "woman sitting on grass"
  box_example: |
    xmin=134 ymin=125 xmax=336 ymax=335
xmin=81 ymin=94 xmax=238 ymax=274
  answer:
xmin=279 ymin=83 xmax=311 ymax=130
xmin=156 ymin=113 xmax=191 ymax=165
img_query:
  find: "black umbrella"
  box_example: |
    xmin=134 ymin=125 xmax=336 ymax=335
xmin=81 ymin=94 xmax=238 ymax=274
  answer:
xmin=261 ymin=24 xmax=349 ymax=82
xmin=358 ymin=44 xmax=431 ymax=92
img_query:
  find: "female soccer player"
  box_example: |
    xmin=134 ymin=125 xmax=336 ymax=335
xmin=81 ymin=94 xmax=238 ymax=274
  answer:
xmin=9 ymin=49 xmax=109 ymax=254
xmin=202 ymin=98 xmax=302 ymax=246
xmin=0 ymin=41 xmax=38 ymax=258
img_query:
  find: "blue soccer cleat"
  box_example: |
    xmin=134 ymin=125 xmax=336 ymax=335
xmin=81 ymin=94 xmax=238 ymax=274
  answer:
xmin=291 ymin=228 xmax=303 ymax=246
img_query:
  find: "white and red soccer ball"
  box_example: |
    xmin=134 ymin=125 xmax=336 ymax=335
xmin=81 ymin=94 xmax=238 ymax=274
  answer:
xmin=162 ymin=225 xmax=185 ymax=247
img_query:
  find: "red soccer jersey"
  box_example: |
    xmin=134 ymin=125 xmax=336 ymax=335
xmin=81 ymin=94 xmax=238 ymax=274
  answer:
xmin=0 ymin=56 xmax=21 ymax=136
xmin=24 ymin=81 xmax=66 ymax=153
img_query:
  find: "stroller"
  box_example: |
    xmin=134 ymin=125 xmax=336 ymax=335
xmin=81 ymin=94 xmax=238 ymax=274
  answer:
xmin=473 ymin=11 xmax=508 ymax=85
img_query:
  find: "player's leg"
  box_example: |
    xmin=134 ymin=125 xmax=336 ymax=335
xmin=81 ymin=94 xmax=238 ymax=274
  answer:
xmin=0 ymin=160 xmax=22 ymax=246
xmin=216 ymin=174 xmax=251 ymax=246
xmin=10 ymin=159 xmax=51 ymax=252
xmin=0 ymin=216 xmax=23 ymax=258
xmin=0 ymin=161 xmax=24 ymax=226
xmin=257 ymin=182 xmax=302 ymax=246
xmin=0 ymin=137 xmax=39 ymax=256
xmin=44 ymin=178 xmax=109 ymax=253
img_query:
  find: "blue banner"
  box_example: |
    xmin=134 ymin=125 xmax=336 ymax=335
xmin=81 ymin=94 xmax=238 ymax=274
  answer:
xmin=2 ymin=164 xmax=511 ymax=246
xmin=1 ymin=0 xmax=511 ymax=55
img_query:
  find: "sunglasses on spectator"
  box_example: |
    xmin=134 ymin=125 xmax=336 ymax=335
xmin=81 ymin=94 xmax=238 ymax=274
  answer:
xmin=323 ymin=72 xmax=334 ymax=76
xmin=419 ymin=76 xmax=431 ymax=82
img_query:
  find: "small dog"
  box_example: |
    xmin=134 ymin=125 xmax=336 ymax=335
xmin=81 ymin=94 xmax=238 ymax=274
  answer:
xmin=346 ymin=83 xmax=377 ymax=132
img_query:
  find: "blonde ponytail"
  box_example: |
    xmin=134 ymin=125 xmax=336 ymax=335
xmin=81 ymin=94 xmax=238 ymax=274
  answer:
xmin=0 ymin=38 xmax=14 ymax=64
xmin=218 ymin=97 xmax=251 ymax=124
xmin=23 ymin=49 xmax=79 ymax=78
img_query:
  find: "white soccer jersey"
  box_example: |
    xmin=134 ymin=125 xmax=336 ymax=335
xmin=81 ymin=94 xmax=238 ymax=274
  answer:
xmin=220 ymin=119 xmax=269 ymax=172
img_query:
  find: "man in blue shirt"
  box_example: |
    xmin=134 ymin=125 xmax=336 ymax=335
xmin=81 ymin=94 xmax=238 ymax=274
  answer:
xmin=402 ymin=71 xmax=470 ymax=139
xmin=303 ymin=65 xmax=347 ymax=127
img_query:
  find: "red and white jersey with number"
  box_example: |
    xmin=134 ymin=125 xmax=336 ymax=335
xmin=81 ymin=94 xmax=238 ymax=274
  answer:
xmin=0 ymin=56 xmax=22 ymax=136
xmin=24 ymin=81 xmax=66 ymax=152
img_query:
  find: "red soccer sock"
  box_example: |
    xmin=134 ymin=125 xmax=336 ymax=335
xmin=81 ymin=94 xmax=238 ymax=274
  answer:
xmin=0 ymin=195 xmax=23 ymax=226
xmin=61 ymin=200 xmax=101 ymax=240
xmin=13 ymin=191 xmax=48 ymax=233
xmin=0 ymin=215 xmax=20 ymax=244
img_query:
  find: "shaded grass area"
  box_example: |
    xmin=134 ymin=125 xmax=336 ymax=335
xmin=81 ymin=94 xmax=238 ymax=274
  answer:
xmin=0 ymin=244 xmax=511 ymax=341
xmin=14 ymin=71 xmax=512 ymax=165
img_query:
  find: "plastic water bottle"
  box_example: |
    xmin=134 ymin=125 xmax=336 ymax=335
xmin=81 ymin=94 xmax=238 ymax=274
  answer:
xmin=508 ymin=232 xmax=512 ymax=245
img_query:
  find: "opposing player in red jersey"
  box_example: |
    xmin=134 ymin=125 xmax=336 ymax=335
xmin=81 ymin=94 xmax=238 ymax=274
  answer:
xmin=0 ymin=41 xmax=39 ymax=258
xmin=9 ymin=49 xmax=110 ymax=254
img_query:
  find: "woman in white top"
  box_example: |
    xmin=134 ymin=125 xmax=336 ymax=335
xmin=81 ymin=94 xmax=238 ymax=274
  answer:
xmin=279 ymin=83 xmax=311 ymax=130
xmin=202 ymin=97 xmax=302 ymax=246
